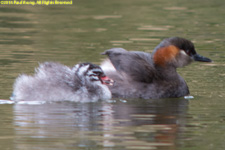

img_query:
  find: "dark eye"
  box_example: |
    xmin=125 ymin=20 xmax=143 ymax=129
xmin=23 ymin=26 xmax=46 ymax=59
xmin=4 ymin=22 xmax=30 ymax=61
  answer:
xmin=93 ymin=71 xmax=103 ymax=76
xmin=185 ymin=49 xmax=192 ymax=56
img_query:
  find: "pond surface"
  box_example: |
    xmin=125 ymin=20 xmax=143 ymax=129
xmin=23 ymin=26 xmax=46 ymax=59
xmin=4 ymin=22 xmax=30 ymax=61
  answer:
xmin=0 ymin=0 xmax=225 ymax=149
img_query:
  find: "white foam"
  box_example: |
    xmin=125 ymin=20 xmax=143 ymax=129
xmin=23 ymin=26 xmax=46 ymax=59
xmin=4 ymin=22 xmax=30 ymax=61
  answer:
xmin=0 ymin=99 xmax=49 ymax=105
xmin=0 ymin=99 xmax=14 ymax=104
xmin=184 ymin=95 xmax=194 ymax=99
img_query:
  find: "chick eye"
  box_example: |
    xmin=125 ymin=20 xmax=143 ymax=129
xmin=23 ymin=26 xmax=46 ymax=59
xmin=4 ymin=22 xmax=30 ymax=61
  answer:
xmin=86 ymin=68 xmax=104 ymax=80
xmin=93 ymin=71 xmax=102 ymax=75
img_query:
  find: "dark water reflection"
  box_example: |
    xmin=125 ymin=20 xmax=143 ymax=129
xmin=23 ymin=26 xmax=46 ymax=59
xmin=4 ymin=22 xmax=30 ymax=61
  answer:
xmin=12 ymin=99 xmax=188 ymax=150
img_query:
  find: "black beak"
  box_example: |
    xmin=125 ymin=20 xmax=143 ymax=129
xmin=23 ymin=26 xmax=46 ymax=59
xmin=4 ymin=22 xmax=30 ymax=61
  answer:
xmin=193 ymin=54 xmax=212 ymax=62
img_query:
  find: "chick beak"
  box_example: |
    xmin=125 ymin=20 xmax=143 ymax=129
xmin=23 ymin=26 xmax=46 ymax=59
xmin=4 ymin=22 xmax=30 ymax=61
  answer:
xmin=100 ymin=76 xmax=114 ymax=86
xmin=193 ymin=53 xmax=212 ymax=62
